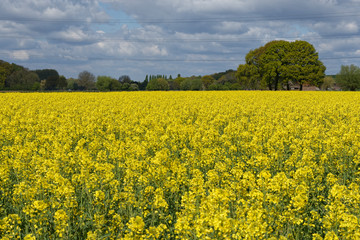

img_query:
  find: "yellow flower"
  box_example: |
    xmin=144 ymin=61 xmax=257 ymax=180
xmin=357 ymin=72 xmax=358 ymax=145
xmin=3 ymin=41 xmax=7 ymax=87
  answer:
xmin=128 ymin=216 xmax=145 ymax=233
xmin=1 ymin=92 xmax=360 ymax=239
xmin=23 ymin=234 xmax=36 ymax=240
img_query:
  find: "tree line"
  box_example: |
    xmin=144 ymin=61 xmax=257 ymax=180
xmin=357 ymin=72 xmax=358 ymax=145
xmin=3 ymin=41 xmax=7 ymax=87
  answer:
xmin=0 ymin=59 xmax=240 ymax=91
xmin=1 ymin=40 xmax=360 ymax=91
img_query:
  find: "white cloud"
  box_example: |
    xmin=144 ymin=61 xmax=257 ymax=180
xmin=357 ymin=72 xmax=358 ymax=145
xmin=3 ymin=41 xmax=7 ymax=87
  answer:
xmin=340 ymin=21 xmax=358 ymax=33
xmin=52 ymin=27 xmax=90 ymax=42
xmin=215 ymin=22 xmax=246 ymax=33
xmin=142 ymin=45 xmax=168 ymax=56
xmin=313 ymin=21 xmax=359 ymax=34
xmin=11 ymin=50 xmax=30 ymax=60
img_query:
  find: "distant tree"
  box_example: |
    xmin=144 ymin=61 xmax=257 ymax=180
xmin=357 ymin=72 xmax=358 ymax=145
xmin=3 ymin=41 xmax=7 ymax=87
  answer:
xmin=34 ymin=69 xmax=59 ymax=81
xmin=57 ymin=76 xmax=67 ymax=90
xmin=1 ymin=61 xmax=35 ymax=89
xmin=211 ymin=72 xmax=238 ymax=91
xmin=168 ymin=79 xmax=180 ymax=90
xmin=191 ymin=78 xmax=203 ymax=90
xmin=180 ymin=77 xmax=203 ymax=90
xmin=336 ymin=65 xmax=360 ymax=91
xmin=201 ymin=75 xmax=215 ymax=90
xmin=121 ymin=83 xmax=131 ymax=91
xmin=67 ymin=78 xmax=79 ymax=90
xmin=119 ymin=75 xmax=132 ymax=84
xmin=180 ymin=78 xmax=192 ymax=90
xmin=0 ymin=60 xmax=12 ymax=89
xmin=96 ymin=76 xmax=117 ymax=91
xmin=208 ymin=83 xmax=229 ymax=90
xmin=111 ymin=80 xmax=122 ymax=91
xmin=33 ymin=69 xmax=60 ymax=90
xmin=229 ymin=83 xmax=242 ymax=90
xmin=129 ymin=83 xmax=139 ymax=91
xmin=6 ymin=69 xmax=39 ymax=90
xmin=236 ymin=64 xmax=262 ymax=90
xmin=174 ymin=76 xmax=185 ymax=88
xmin=25 ymin=72 xmax=40 ymax=90
xmin=78 ymin=71 xmax=96 ymax=90
xmin=146 ymin=78 xmax=169 ymax=91
xmin=212 ymin=69 xmax=236 ymax=80
xmin=321 ymin=76 xmax=336 ymax=90
xmin=139 ymin=77 xmax=149 ymax=90
xmin=40 ymin=80 xmax=46 ymax=90
xmin=45 ymin=75 xmax=59 ymax=90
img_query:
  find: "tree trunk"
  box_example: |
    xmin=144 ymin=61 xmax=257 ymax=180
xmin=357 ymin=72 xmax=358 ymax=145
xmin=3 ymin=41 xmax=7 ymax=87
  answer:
xmin=300 ymin=84 xmax=303 ymax=91
xmin=274 ymin=75 xmax=279 ymax=91
xmin=287 ymin=83 xmax=290 ymax=90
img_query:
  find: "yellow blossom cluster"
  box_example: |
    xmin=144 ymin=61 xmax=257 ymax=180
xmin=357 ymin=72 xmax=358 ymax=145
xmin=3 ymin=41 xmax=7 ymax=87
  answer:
xmin=1 ymin=91 xmax=360 ymax=239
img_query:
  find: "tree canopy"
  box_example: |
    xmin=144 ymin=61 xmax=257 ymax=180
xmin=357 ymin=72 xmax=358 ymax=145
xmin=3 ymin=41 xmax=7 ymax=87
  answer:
xmin=146 ymin=78 xmax=170 ymax=91
xmin=78 ymin=71 xmax=96 ymax=90
xmin=96 ymin=76 xmax=122 ymax=91
xmin=336 ymin=65 xmax=360 ymax=91
xmin=236 ymin=40 xmax=326 ymax=90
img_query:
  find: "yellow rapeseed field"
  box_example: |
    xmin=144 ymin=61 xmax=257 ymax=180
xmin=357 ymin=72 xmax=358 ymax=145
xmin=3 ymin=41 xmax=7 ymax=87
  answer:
xmin=1 ymin=91 xmax=360 ymax=239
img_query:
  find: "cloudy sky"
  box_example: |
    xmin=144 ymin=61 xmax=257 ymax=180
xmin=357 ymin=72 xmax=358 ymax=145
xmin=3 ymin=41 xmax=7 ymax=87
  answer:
xmin=1 ymin=0 xmax=360 ymax=81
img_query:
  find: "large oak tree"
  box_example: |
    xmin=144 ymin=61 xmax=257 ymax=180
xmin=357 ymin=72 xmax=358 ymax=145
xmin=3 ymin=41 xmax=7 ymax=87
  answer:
xmin=236 ymin=40 xmax=326 ymax=90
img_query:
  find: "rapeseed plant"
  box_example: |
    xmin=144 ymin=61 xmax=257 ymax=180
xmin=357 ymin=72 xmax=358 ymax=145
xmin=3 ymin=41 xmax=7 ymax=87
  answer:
xmin=0 ymin=91 xmax=360 ymax=239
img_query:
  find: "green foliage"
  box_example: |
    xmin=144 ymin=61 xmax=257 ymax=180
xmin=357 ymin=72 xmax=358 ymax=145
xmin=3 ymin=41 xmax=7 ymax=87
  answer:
xmin=261 ymin=40 xmax=289 ymax=90
xmin=236 ymin=40 xmax=326 ymax=90
xmin=129 ymin=83 xmax=139 ymax=91
xmin=208 ymin=83 xmax=229 ymax=90
xmin=217 ymin=72 xmax=236 ymax=84
xmin=67 ymin=78 xmax=79 ymax=90
xmin=229 ymin=83 xmax=242 ymax=90
xmin=0 ymin=67 xmax=8 ymax=89
xmin=180 ymin=77 xmax=203 ymax=91
xmin=6 ymin=69 xmax=40 ymax=90
xmin=321 ymin=76 xmax=336 ymax=91
xmin=57 ymin=76 xmax=68 ymax=90
xmin=146 ymin=78 xmax=169 ymax=91
xmin=168 ymin=79 xmax=180 ymax=90
xmin=201 ymin=75 xmax=215 ymax=90
xmin=180 ymin=78 xmax=192 ymax=90
xmin=336 ymin=65 xmax=360 ymax=91
xmin=139 ymin=78 xmax=148 ymax=90
xmin=174 ymin=77 xmax=185 ymax=90
xmin=285 ymin=40 xmax=326 ymax=89
xmin=236 ymin=64 xmax=263 ymax=90
xmin=118 ymin=75 xmax=131 ymax=84
xmin=0 ymin=61 xmax=12 ymax=89
xmin=211 ymin=69 xmax=236 ymax=80
xmin=32 ymin=69 xmax=62 ymax=90
xmin=78 ymin=71 xmax=96 ymax=90
xmin=111 ymin=80 xmax=122 ymax=91
xmin=207 ymin=71 xmax=241 ymax=91
xmin=45 ymin=75 xmax=59 ymax=90
xmin=34 ymin=69 xmax=59 ymax=81
xmin=96 ymin=76 xmax=121 ymax=91
xmin=96 ymin=76 xmax=112 ymax=91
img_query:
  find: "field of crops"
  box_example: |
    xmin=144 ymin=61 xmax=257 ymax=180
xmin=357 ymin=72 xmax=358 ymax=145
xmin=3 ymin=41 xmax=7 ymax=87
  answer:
xmin=1 ymin=91 xmax=360 ymax=239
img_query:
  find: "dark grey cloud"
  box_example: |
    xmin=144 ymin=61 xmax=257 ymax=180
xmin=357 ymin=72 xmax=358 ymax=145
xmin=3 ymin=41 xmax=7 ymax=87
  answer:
xmin=1 ymin=0 xmax=360 ymax=80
